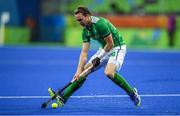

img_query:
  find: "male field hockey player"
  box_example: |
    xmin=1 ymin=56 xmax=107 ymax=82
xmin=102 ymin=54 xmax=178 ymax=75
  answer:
xmin=48 ymin=6 xmax=141 ymax=107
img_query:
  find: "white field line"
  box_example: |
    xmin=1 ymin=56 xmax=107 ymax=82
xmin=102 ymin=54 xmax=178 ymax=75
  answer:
xmin=0 ymin=94 xmax=180 ymax=99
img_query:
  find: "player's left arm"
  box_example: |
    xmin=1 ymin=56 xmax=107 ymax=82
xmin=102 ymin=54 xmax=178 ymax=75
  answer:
xmin=97 ymin=20 xmax=114 ymax=57
xmin=92 ymin=34 xmax=114 ymax=67
xmin=92 ymin=21 xmax=114 ymax=67
xmin=102 ymin=34 xmax=114 ymax=53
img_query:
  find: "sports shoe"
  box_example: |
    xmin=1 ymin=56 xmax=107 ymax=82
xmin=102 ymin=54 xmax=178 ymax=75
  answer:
xmin=128 ymin=88 xmax=141 ymax=106
xmin=48 ymin=88 xmax=64 ymax=107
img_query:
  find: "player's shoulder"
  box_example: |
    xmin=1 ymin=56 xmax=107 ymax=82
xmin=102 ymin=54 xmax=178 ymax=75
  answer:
xmin=91 ymin=16 xmax=100 ymax=23
xmin=91 ymin=16 xmax=107 ymax=24
xmin=92 ymin=16 xmax=108 ymax=27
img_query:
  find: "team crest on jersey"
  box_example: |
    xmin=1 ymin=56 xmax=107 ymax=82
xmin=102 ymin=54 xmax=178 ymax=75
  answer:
xmin=111 ymin=52 xmax=116 ymax=57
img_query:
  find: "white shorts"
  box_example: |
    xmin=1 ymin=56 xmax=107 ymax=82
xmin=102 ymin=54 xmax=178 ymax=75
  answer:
xmin=88 ymin=45 xmax=126 ymax=71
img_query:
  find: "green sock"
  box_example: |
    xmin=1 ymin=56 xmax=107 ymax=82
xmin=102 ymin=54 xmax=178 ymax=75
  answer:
xmin=62 ymin=77 xmax=86 ymax=102
xmin=111 ymin=73 xmax=134 ymax=93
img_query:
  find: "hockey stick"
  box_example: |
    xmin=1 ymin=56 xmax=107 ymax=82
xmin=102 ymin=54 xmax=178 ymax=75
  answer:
xmin=41 ymin=65 xmax=94 ymax=108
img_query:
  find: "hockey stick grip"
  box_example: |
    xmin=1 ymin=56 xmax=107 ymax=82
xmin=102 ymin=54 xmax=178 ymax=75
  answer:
xmin=79 ymin=65 xmax=94 ymax=78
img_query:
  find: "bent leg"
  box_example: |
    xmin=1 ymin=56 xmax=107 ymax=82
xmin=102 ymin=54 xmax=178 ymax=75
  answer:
xmin=61 ymin=77 xmax=86 ymax=102
xmin=105 ymin=63 xmax=134 ymax=94
xmin=105 ymin=63 xmax=141 ymax=106
xmin=61 ymin=48 xmax=108 ymax=103
xmin=61 ymin=62 xmax=103 ymax=102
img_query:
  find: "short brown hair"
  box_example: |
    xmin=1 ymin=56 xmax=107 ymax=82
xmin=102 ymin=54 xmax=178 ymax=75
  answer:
xmin=74 ymin=6 xmax=91 ymax=16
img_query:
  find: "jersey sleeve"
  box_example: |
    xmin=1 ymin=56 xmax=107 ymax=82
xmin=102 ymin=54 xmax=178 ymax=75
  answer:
xmin=82 ymin=29 xmax=90 ymax=43
xmin=96 ymin=20 xmax=111 ymax=38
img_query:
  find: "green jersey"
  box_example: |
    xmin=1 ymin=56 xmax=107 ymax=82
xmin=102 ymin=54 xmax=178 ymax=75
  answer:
xmin=82 ymin=16 xmax=125 ymax=48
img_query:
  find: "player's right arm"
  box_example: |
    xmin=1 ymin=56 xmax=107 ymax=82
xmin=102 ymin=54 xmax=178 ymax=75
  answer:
xmin=74 ymin=42 xmax=90 ymax=80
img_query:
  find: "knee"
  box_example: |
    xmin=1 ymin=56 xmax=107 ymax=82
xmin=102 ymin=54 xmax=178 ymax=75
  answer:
xmin=104 ymin=70 xmax=114 ymax=79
